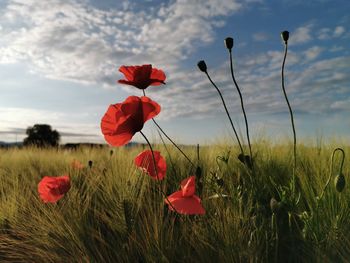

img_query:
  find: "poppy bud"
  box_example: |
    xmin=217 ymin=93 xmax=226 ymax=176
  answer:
xmin=110 ymin=150 xmax=114 ymax=156
xmin=281 ymin=31 xmax=289 ymax=44
xmin=195 ymin=166 xmax=203 ymax=196
xmin=238 ymin=154 xmax=253 ymax=169
xmin=216 ymin=177 xmax=224 ymax=187
xmin=270 ymin=198 xmax=280 ymax=213
xmin=224 ymin=37 xmax=234 ymax=50
xmin=88 ymin=160 xmax=93 ymax=168
xmin=197 ymin=60 xmax=207 ymax=73
xmin=334 ymin=173 xmax=345 ymax=192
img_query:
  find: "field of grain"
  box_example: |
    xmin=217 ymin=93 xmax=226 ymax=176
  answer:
xmin=1 ymin=141 xmax=349 ymax=262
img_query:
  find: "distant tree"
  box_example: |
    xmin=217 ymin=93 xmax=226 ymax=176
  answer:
xmin=23 ymin=124 xmax=60 ymax=147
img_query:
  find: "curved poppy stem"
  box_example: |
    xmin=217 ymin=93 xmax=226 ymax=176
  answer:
xmin=156 ymin=129 xmax=179 ymax=175
xmin=142 ymin=89 xmax=195 ymax=167
xmin=318 ymin=148 xmax=345 ymax=201
xmin=139 ymin=130 xmax=178 ymax=213
xmin=228 ymin=49 xmax=253 ymax=165
xmin=204 ymin=71 xmax=244 ymax=155
xmin=281 ymin=42 xmax=297 ymax=198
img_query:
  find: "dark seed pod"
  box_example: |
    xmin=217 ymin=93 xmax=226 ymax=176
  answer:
xmin=110 ymin=150 xmax=114 ymax=156
xmin=196 ymin=166 xmax=203 ymax=196
xmin=88 ymin=160 xmax=93 ymax=168
xmin=237 ymin=154 xmax=253 ymax=169
xmin=224 ymin=37 xmax=234 ymax=50
xmin=334 ymin=173 xmax=345 ymax=192
xmin=270 ymin=198 xmax=280 ymax=213
xmin=197 ymin=60 xmax=207 ymax=73
xmin=216 ymin=177 xmax=224 ymax=187
xmin=281 ymin=31 xmax=289 ymax=44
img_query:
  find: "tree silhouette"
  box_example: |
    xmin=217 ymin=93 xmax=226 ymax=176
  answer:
xmin=23 ymin=124 xmax=60 ymax=147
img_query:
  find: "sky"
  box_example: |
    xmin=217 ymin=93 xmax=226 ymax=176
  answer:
xmin=0 ymin=0 xmax=349 ymax=145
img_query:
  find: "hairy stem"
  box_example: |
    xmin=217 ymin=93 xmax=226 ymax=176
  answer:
xmin=139 ymin=130 xmax=178 ymax=213
xmin=318 ymin=148 xmax=345 ymax=201
xmin=281 ymin=42 xmax=297 ymax=198
xmin=229 ymin=50 xmax=253 ymax=163
xmin=205 ymin=71 xmax=244 ymax=155
xmin=142 ymin=90 xmax=194 ymax=167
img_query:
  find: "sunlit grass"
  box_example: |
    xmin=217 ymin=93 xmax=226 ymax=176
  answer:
xmin=0 ymin=140 xmax=349 ymax=262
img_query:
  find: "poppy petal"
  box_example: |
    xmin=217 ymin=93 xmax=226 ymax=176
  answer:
xmin=134 ymin=150 xmax=166 ymax=180
xmin=150 ymin=68 xmax=166 ymax=85
xmin=38 ymin=175 xmax=70 ymax=203
xmin=104 ymin=118 xmax=136 ymax=146
xmin=101 ymin=103 xmax=136 ymax=146
xmin=119 ymin=66 xmax=137 ymax=81
xmin=166 ymin=195 xmax=205 ymax=215
xmin=101 ymin=96 xmax=161 ymax=146
xmin=181 ymin=176 xmax=196 ymax=197
xmin=133 ymin=64 xmax=152 ymax=84
xmin=117 ymin=80 xmax=137 ymax=86
xmin=140 ymin=96 xmax=161 ymax=122
xmin=118 ymin=64 xmax=166 ymax=90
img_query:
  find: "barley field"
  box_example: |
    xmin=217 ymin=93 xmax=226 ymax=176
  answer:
xmin=1 ymin=140 xmax=349 ymax=262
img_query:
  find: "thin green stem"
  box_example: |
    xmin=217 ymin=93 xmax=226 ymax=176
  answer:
xmin=139 ymin=130 xmax=178 ymax=213
xmin=142 ymin=90 xmax=194 ymax=167
xmin=156 ymin=128 xmax=178 ymax=175
xmin=318 ymin=148 xmax=345 ymax=201
xmin=204 ymin=71 xmax=244 ymax=155
xmin=281 ymin=42 xmax=297 ymax=198
xmin=228 ymin=50 xmax=253 ymax=163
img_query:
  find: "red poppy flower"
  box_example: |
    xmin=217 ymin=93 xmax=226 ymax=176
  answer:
xmin=134 ymin=150 xmax=166 ymax=180
xmin=101 ymin=96 xmax=161 ymax=146
xmin=71 ymin=159 xmax=84 ymax=169
xmin=118 ymin=64 xmax=166 ymax=90
xmin=165 ymin=176 xmax=205 ymax=215
xmin=38 ymin=175 xmax=71 ymax=203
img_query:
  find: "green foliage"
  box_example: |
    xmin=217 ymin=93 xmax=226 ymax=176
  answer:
xmin=0 ymin=142 xmax=349 ymax=262
xmin=23 ymin=124 xmax=60 ymax=147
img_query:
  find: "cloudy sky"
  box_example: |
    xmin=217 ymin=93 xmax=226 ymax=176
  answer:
xmin=0 ymin=0 xmax=349 ymax=145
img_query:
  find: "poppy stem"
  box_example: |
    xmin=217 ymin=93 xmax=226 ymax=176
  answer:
xmin=281 ymin=41 xmax=297 ymax=198
xmin=156 ymin=129 xmax=178 ymax=175
xmin=318 ymin=148 xmax=345 ymax=201
xmin=204 ymin=71 xmax=244 ymax=155
xmin=142 ymin=90 xmax=195 ymax=167
xmin=228 ymin=49 xmax=253 ymax=166
xmin=139 ymin=130 xmax=179 ymax=213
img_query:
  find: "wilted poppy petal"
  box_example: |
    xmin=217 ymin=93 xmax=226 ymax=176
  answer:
xmin=71 ymin=160 xmax=84 ymax=169
xmin=134 ymin=150 xmax=166 ymax=180
xmin=38 ymin=175 xmax=70 ymax=203
xmin=181 ymin=176 xmax=196 ymax=197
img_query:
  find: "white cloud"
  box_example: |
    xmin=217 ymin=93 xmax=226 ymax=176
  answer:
xmin=252 ymin=32 xmax=269 ymax=41
xmin=303 ymin=46 xmax=323 ymax=61
xmin=317 ymin=27 xmax=331 ymax=40
xmin=330 ymin=99 xmax=350 ymax=111
xmin=333 ymin=26 xmax=345 ymax=37
xmin=0 ymin=0 xmax=246 ymax=86
xmin=291 ymin=23 xmax=313 ymax=45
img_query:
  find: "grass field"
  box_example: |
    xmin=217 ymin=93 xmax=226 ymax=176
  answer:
xmin=0 ymin=141 xmax=350 ymax=262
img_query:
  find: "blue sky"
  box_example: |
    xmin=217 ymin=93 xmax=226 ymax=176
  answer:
xmin=0 ymin=0 xmax=349 ymax=145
